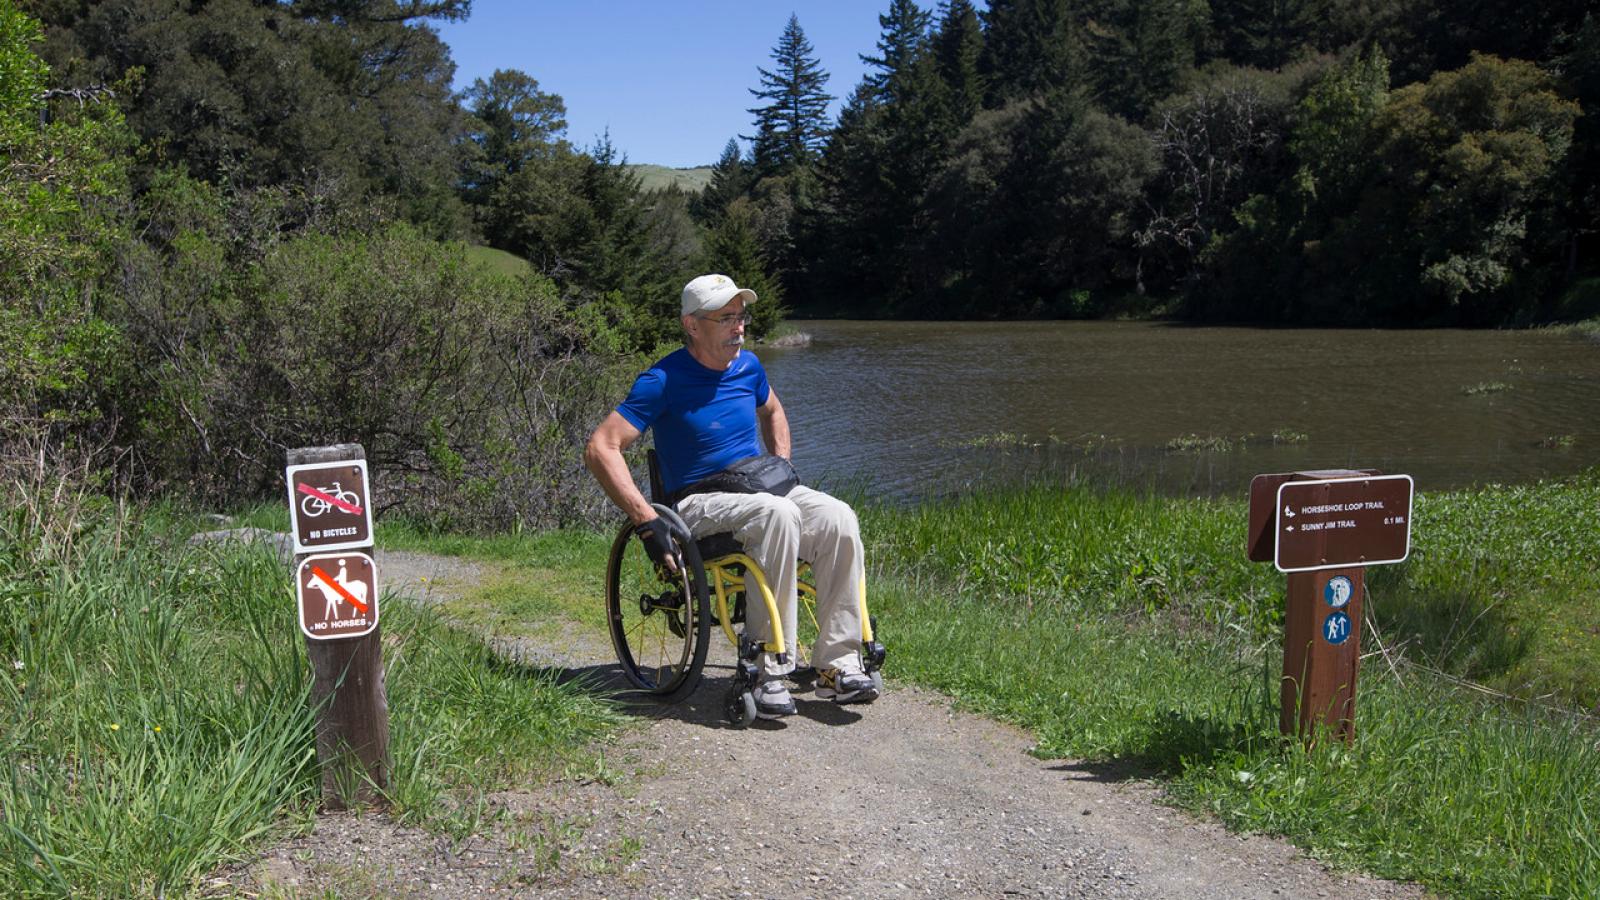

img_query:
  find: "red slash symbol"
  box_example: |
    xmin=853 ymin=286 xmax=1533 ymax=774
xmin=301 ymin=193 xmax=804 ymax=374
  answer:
xmin=311 ymin=565 xmax=370 ymax=614
xmin=297 ymin=482 xmax=364 ymax=516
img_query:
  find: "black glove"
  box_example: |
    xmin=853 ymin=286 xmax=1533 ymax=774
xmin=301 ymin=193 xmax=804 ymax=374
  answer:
xmin=633 ymin=518 xmax=678 ymax=571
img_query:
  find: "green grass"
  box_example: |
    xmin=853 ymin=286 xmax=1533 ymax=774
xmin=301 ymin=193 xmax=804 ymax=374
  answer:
xmin=855 ymin=474 xmax=1600 ymax=896
xmin=1389 ymin=474 xmax=1600 ymax=707
xmin=380 ymin=521 xmax=613 ymax=635
xmin=379 ymin=472 xmax=1600 ymax=897
xmin=627 ymin=164 xmax=712 ymax=193
xmin=863 ymin=563 xmax=1600 ymax=895
xmin=1164 ymin=433 xmax=1235 ymax=452
xmin=0 ymin=505 xmax=621 ymax=897
xmin=862 ymin=485 xmax=1277 ymax=632
xmin=465 ymin=245 xmax=532 ymax=278
xmin=50 ymin=474 xmax=1587 ymax=890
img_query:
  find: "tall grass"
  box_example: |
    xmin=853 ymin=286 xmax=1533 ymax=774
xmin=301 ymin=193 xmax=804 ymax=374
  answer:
xmin=196 ymin=474 xmax=1600 ymax=896
xmin=1171 ymin=676 xmax=1600 ymax=896
xmin=860 ymin=474 xmax=1600 ymax=896
xmin=0 ymin=509 xmax=318 ymax=896
xmin=864 ymin=485 xmax=1279 ymax=633
xmin=864 ymin=470 xmax=1600 ymax=707
xmin=0 ymin=499 xmax=623 ymax=897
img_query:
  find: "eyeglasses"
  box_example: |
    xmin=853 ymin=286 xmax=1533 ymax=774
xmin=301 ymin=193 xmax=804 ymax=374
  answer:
xmin=702 ymin=312 xmax=752 ymax=328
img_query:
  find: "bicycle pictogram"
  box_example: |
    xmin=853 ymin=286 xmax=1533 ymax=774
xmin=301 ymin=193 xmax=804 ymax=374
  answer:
xmin=287 ymin=459 xmax=373 ymax=554
xmin=300 ymin=481 xmax=361 ymax=518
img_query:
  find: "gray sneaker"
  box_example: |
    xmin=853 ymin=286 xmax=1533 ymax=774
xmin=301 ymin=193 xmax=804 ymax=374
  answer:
xmin=754 ymin=679 xmax=797 ymax=719
xmin=815 ymin=667 xmax=879 ymax=704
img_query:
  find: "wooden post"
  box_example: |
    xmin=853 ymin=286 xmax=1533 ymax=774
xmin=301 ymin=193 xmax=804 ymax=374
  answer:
xmin=1281 ymin=567 xmax=1365 ymax=744
xmin=288 ymin=444 xmax=389 ymax=807
xmin=1250 ymin=470 xmax=1411 ymax=748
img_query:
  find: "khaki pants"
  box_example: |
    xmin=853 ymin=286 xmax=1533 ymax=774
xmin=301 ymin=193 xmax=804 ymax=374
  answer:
xmin=677 ymin=485 xmax=865 ymax=679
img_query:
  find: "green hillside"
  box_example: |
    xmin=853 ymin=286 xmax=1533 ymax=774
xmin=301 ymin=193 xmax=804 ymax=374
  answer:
xmin=467 ymin=245 xmax=532 ymax=277
xmin=629 ymin=164 xmax=712 ymax=193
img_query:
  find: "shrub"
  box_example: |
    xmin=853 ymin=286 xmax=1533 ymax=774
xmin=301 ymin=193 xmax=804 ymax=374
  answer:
xmin=108 ymin=188 xmax=637 ymax=528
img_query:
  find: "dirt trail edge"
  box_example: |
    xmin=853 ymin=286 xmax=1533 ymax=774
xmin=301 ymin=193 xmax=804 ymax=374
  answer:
xmin=228 ymin=549 xmax=1426 ymax=899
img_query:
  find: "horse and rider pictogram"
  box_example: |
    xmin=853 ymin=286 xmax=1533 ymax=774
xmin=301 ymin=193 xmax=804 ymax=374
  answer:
xmin=296 ymin=552 xmax=379 ymax=640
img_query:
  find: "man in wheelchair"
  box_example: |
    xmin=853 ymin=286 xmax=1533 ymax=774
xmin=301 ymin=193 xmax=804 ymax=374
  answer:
xmin=585 ymin=274 xmax=878 ymax=719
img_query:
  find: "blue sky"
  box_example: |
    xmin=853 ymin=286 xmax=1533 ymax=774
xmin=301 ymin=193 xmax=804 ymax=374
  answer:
xmin=434 ymin=2 xmax=894 ymax=169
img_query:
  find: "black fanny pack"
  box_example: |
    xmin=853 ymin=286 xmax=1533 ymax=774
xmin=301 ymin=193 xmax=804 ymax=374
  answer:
xmin=670 ymin=454 xmax=800 ymax=506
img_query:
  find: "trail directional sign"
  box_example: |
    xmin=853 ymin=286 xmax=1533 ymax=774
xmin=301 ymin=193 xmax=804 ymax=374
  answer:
xmin=287 ymin=460 xmax=373 ymax=553
xmin=1247 ymin=469 xmax=1414 ymax=746
xmin=1273 ymin=474 xmax=1413 ymax=573
xmin=297 ymin=552 xmax=379 ymax=640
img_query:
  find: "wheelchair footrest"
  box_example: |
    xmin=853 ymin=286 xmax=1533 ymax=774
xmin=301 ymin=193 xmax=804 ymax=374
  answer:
xmin=863 ymin=640 xmax=887 ymax=671
xmin=736 ymin=636 xmax=763 ymax=688
xmin=863 ymin=616 xmax=886 ymax=672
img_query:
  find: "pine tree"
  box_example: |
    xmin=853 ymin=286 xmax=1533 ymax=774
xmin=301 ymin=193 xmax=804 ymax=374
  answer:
xmin=979 ymin=0 xmax=1084 ymax=105
xmin=933 ymin=0 xmax=985 ymax=125
xmin=569 ymin=132 xmax=656 ymax=299
xmin=814 ymin=1 xmax=950 ymax=307
xmin=808 ymin=85 xmax=886 ymax=302
xmin=693 ymin=137 xmax=751 ymax=221
xmin=698 ymin=198 xmax=786 ymax=338
xmin=746 ymin=14 xmax=833 ymax=179
xmin=864 ymin=0 xmax=945 ymax=254
xmin=861 ymin=0 xmax=933 ymax=103
xmin=1089 ymin=0 xmax=1205 ymax=121
xmin=1211 ymin=0 xmax=1326 ymax=69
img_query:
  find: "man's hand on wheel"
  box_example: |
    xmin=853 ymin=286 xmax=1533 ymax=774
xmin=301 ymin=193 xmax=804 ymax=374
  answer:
xmin=633 ymin=518 xmax=679 ymax=573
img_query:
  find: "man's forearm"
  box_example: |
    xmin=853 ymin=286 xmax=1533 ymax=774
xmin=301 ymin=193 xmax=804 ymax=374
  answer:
xmin=759 ymin=395 xmax=791 ymax=459
xmin=762 ymin=421 xmax=790 ymax=458
xmin=585 ymin=443 xmax=657 ymax=525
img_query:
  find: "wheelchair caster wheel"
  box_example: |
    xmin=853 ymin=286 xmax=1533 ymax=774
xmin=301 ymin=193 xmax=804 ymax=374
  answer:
xmin=725 ymin=688 xmax=757 ymax=728
xmin=870 ymin=669 xmax=884 ymax=694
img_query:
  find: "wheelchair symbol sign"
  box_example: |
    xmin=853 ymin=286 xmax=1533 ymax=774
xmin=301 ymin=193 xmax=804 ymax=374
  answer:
xmin=1324 ymin=576 xmax=1353 ymax=608
xmin=1323 ymin=610 xmax=1352 ymax=645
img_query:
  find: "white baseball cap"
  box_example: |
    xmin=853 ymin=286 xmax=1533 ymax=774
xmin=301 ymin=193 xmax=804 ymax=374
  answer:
xmin=681 ymin=273 xmax=758 ymax=316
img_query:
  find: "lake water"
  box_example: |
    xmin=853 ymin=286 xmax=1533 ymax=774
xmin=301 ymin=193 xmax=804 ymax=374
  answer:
xmin=756 ymin=320 xmax=1600 ymax=500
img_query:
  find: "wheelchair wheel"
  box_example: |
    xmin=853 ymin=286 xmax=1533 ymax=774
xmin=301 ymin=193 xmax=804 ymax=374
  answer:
xmin=724 ymin=685 xmax=757 ymax=728
xmin=605 ymin=506 xmax=710 ymax=701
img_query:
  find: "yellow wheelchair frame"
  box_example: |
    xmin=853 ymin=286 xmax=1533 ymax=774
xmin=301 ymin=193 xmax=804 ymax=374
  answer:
xmin=605 ymin=491 xmax=885 ymax=726
xmin=703 ymin=552 xmax=875 ymax=662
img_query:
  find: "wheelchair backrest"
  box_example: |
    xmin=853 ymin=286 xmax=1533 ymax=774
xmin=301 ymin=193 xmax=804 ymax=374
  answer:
xmin=645 ymin=448 xmax=665 ymax=506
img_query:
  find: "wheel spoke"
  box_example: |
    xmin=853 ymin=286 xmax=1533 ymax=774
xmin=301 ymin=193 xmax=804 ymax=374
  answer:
xmin=605 ymin=516 xmax=708 ymax=698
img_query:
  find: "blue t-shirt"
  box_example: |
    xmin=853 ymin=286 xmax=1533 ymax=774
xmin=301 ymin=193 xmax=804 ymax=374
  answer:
xmin=616 ymin=348 xmax=771 ymax=495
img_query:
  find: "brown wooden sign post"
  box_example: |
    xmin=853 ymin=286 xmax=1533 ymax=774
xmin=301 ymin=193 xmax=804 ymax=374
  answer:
xmin=1248 ymin=470 xmax=1413 ymax=744
xmin=287 ymin=444 xmax=389 ymax=807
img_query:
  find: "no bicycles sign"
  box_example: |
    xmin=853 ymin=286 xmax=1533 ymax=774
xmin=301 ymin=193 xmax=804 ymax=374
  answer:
xmin=286 ymin=459 xmax=373 ymax=553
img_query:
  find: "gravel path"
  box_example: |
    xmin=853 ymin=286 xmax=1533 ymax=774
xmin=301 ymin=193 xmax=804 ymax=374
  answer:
xmin=226 ymin=549 xmax=1427 ymax=899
